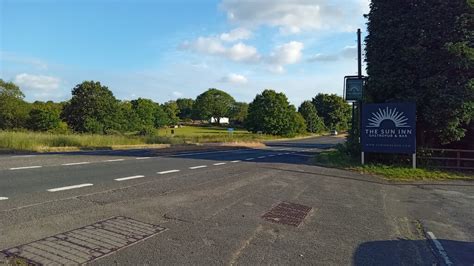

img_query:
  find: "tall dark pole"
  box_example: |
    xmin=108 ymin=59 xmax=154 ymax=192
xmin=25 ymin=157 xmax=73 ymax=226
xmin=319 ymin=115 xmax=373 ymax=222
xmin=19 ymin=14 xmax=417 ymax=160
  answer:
xmin=357 ymin=28 xmax=362 ymax=78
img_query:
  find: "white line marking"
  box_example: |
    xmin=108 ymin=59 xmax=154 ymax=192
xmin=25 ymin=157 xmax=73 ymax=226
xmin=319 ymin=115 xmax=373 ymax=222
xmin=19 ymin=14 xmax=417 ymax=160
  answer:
xmin=213 ymin=162 xmax=226 ymax=166
xmin=11 ymin=155 xmax=37 ymax=158
xmin=105 ymin=159 xmax=125 ymax=162
xmin=171 ymin=149 xmax=252 ymax=157
xmin=277 ymin=153 xmax=284 ymax=156
xmin=268 ymin=154 xmax=276 ymax=157
xmin=135 ymin=157 xmax=151 ymax=160
xmin=115 ymin=175 xmax=145 ymax=181
xmin=9 ymin=166 xmax=42 ymax=170
xmin=62 ymin=162 xmax=90 ymax=166
xmin=284 ymin=152 xmax=290 ymax=155
xmin=231 ymin=160 xmax=241 ymax=163
xmin=189 ymin=165 xmax=207 ymax=169
xmin=245 ymin=158 xmax=254 ymax=161
xmin=158 ymin=169 xmax=180 ymax=175
xmin=426 ymin=231 xmax=453 ymax=265
xmin=0 ymin=197 xmax=8 ymax=200
xmin=257 ymin=156 xmax=266 ymax=159
xmin=47 ymin=183 xmax=93 ymax=192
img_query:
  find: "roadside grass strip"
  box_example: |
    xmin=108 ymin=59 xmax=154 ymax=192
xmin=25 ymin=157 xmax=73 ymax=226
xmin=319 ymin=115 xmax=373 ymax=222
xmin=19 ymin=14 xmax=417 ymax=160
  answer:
xmin=9 ymin=166 xmax=42 ymax=170
xmin=158 ymin=170 xmax=180 ymax=175
xmin=47 ymin=183 xmax=93 ymax=192
xmin=115 ymin=175 xmax=145 ymax=181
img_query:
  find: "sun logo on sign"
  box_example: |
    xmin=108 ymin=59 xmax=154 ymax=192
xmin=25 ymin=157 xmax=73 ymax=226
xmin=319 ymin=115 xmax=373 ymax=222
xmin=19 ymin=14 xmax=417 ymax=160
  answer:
xmin=367 ymin=107 xmax=410 ymax=128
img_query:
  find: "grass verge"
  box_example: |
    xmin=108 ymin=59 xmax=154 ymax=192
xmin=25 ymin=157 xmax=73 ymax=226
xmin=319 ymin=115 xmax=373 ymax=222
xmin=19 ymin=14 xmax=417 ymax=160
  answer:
xmin=315 ymin=149 xmax=473 ymax=181
xmin=0 ymin=126 xmax=294 ymax=153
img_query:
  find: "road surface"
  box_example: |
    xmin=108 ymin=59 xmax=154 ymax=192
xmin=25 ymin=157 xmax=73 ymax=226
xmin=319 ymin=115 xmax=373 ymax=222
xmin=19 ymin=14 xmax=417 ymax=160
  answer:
xmin=0 ymin=135 xmax=472 ymax=265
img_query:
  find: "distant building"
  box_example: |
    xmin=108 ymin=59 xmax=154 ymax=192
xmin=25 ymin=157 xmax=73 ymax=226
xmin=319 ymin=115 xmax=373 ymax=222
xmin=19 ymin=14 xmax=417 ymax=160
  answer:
xmin=210 ymin=117 xmax=229 ymax=124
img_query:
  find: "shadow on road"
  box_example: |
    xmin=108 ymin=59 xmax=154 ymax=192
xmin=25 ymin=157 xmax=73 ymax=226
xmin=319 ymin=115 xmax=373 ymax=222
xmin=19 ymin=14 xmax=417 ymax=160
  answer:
xmin=353 ymin=239 xmax=474 ymax=265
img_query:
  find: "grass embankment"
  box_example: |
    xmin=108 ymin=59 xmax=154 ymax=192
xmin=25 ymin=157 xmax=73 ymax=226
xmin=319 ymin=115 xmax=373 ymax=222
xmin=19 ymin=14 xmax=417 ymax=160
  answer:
xmin=315 ymin=149 xmax=473 ymax=181
xmin=0 ymin=126 xmax=281 ymax=153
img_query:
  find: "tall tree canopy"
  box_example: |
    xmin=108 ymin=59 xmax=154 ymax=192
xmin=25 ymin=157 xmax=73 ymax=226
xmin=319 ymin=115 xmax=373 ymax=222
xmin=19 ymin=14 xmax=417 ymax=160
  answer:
xmin=194 ymin=88 xmax=235 ymax=123
xmin=28 ymin=101 xmax=63 ymax=131
xmin=246 ymin=89 xmax=305 ymax=136
xmin=229 ymin=102 xmax=249 ymax=125
xmin=311 ymin=94 xmax=351 ymax=131
xmin=298 ymin=101 xmax=325 ymax=133
xmin=176 ymin=98 xmax=195 ymax=121
xmin=0 ymin=79 xmax=30 ymax=129
xmin=365 ymin=0 xmax=474 ymax=146
xmin=63 ymin=81 xmax=119 ymax=133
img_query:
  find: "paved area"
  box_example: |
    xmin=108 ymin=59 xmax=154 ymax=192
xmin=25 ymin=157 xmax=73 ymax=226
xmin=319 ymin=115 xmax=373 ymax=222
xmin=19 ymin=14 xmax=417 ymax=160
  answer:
xmin=0 ymin=135 xmax=472 ymax=265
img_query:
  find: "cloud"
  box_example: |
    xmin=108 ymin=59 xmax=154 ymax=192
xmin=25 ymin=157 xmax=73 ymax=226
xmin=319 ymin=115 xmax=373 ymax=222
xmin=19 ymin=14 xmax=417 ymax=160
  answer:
xmin=220 ymin=0 xmax=369 ymax=34
xmin=267 ymin=41 xmax=304 ymax=65
xmin=0 ymin=52 xmax=48 ymax=70
xmin=180 ymin=37 xmax=259 ymax=63
xmin=307 ymin=53 xmax=340 ymax=62
xmin=14 ymin=73 xmax=60 ymax=91
xmin=341 ymin=45 xmax=357 ymax=59
xmin=219 ymin=73 xmax=248 ymax=84
xmin=172 ymin=91 xmax=183 ymax=97
xmin=220 ymin=28 xmax=252 ymax=42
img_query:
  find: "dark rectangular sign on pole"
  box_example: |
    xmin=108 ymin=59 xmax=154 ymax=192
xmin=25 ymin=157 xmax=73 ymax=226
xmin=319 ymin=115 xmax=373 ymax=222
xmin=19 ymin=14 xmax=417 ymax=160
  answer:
xmin=361 ymin=103 xmax=416 ymax=154
xmin=344 ymin=76 xmax=364 ymax=101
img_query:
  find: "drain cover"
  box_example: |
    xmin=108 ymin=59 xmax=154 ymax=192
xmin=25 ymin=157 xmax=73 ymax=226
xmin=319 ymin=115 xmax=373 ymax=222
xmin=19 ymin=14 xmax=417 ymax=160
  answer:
xmin=262 ymin=202 xmax=312 ymax=227
xmin=1 ymin=216 xmax=166 ymax=265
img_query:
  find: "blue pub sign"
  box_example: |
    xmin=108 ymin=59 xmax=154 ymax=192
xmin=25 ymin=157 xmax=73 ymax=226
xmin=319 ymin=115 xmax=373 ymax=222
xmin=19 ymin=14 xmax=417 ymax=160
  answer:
xmin=361 ymin=103 xmax=416 ymax=154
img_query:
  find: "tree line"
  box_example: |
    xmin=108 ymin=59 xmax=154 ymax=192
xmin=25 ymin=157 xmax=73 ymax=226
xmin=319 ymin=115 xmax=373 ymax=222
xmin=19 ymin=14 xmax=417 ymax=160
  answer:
xmin=0 ymin=79 xmax=351 ymax=137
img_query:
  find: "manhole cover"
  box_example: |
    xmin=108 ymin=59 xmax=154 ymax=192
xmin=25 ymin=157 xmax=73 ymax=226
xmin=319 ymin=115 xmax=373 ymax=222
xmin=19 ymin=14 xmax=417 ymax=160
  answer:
xmin=262 ymin=202 xmax=312 ymax=227
xmin=1 ymin=216 xmax=166 ymax=265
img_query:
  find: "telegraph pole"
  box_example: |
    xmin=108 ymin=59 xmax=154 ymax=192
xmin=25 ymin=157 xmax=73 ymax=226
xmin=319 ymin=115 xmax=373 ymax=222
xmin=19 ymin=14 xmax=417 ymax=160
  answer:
xmin=357 ymin=28 xmax=364 ymax=164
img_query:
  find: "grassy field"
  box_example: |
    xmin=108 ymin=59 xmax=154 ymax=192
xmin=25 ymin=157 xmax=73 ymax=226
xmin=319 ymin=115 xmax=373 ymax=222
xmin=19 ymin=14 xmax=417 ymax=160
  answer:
xmin=0 ymin=126 xmax=282 ymax=152
xmin=315 ymin=149 xmax=473 ymax=181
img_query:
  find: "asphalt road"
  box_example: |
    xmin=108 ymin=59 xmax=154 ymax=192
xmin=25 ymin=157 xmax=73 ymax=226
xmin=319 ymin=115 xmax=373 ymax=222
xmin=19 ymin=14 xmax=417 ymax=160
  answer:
xmin=0 ymin=135 xmax=472 ymax=265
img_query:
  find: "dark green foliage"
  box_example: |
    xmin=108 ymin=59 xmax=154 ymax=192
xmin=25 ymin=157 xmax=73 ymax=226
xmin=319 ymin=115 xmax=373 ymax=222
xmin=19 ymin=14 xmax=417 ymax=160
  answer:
xmin=27 ymin=101 xmax=62 ymax=131
xmin=311 ymin=94 xmax=351 ymax=131
xmin=176 ymin=98 xmax=194 ymax=121
xmin=229 ymin=102 xmax=248 ymax=125
xmin=162 ymin=101 xmax=180 ymax=126
xmin=194 ymin=88 xmax=235 ymax=123
xmin=365 ymin=0 xmax=474 ymax=146
xmin=246 ymin=89 xmax=304 ymax=136
xmin=131 ymin=98 xmax=157 ymax=128
xmin=0 ymin=79 xmax=30 ymax=129
xmin=298 ymin=101 xmax=325 ymax=133
xmin=63 ymin=81 xmax=120 ymax=133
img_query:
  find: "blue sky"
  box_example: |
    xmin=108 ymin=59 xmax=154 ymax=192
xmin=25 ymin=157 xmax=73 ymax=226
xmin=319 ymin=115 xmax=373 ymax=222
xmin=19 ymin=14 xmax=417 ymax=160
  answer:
xmin=1 ymin=0 xmax=369 ymax=105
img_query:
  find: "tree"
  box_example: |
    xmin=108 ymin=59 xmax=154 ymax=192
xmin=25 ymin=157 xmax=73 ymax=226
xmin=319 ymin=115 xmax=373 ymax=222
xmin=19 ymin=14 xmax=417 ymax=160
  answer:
xmin=298 ymin=101 xmax=325 ymax=133
xmin=131 ymin=98 xmax=157 ymax=128
xmin=63 ymin=81 xmax=119 ymax=133
xmin=176 ymin=98 xmax=194 ymax=121
xmin=311 ymin=94 xmax=351 ymax=131
xmin=0 ymin=79 xmax=30 ymax=129
xmin=194 ymin=88 xmax=235 ymax=123
xmin=28 ymin=101 xmax=62 ymax=131
xmin=365 ymin=0 xmax=474 ymax=146
xmin=162 ymin=101 xmax=179 ymax=126
xmin=229 ymin=102 xmax=248 ymax=125
xmin=246 ymin=89 xmax=303 ymax=136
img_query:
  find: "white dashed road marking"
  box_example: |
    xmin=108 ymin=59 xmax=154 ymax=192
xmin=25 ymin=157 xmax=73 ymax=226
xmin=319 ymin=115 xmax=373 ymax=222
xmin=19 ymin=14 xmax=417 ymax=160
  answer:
xmin=189 ymin=165 xmax=207 ymax=169
xmin=135 ymin=157 xmax=151 ymax=160
xmin=277 ymin=153 xmax=284 ymax=156
xmin=158 ymin=169 xmax=180 ymax=175
xmin=47 ymin=183 xmax=93 ymax=192
xmin=105 ymin=159 xmax=125 ymax=162
xmin=426 ymin=231 xmax=453 ymax=265
xmin=11 ymin=155 xmax=37 ymax=158
xmin=62 ymin=162 xmax=90 ymax=166
xmin=245 ymin=158 xmax=254 ymax=161
xmin=9 ymin=166 xmax=42 ymax=170
xmin=257 ymin=156 xmax=266 ymax=159
xmin=268 ymin=155 xmax=276 ymax=157
xmin=0 ymin=197 xmax=8 ymax=200
xmin=115 ymin=175 xmax=145 ymax=181
xmin=213 ymin=162 xmax=226 ymax=166
xmin=231 ymin=160 xmax=241 ymax=163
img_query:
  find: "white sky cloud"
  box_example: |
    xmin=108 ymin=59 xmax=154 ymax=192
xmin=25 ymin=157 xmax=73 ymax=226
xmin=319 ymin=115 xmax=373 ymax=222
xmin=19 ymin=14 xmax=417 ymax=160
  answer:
xmin=14 ymin=73 xmax=60 ymax=91
xmin=220 ymin=28 xmax=252 ymax=42
xmin=180 ymin=37 xmax=259 ymax=63
xmin=219 ymin=73 xmax=248 ymax=84
xmin=220 ymin=0 xmax=369 ymax=34
xmin=172 ymin=91 xmax=183 ymax=98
